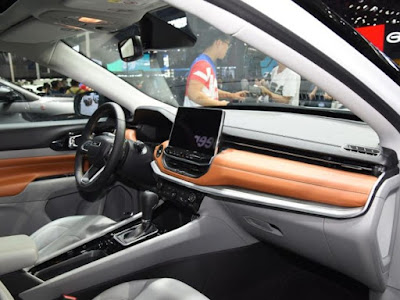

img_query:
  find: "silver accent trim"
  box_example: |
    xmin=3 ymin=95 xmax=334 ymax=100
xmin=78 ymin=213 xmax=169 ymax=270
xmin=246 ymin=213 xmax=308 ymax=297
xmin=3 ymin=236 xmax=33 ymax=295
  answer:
xmin=113 ymin=225 xmax=158 ymax=246
xmin=68 ymin=134 xmax=81 ymax=149
xmin=151 ymin=161 xmax=385 ymax=219
xmin=81 ymin=165 xmax=105 ymax=184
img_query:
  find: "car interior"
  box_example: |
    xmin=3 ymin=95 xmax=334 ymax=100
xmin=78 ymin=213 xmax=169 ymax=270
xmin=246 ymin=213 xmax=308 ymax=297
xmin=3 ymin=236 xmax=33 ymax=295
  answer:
xmin=1 ymin=0 xmax=400 ymax=300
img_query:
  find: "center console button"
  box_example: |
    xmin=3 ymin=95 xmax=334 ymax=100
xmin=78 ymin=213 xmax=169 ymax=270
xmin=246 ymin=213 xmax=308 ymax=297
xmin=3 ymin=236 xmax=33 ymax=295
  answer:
xmin=188 ymin=192 xmax=196 ymax=203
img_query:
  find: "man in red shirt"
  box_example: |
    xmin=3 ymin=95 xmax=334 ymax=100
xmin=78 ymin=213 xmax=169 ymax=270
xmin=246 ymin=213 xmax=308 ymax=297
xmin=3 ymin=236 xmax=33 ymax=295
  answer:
xmin=184 ymin=28 xmax=247 ymax=107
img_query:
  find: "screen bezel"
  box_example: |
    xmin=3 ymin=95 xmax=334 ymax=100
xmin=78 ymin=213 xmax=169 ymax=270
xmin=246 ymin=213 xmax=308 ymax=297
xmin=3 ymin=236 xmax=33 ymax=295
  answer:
xmin=167 ymin=107 xmax=225 ymax=160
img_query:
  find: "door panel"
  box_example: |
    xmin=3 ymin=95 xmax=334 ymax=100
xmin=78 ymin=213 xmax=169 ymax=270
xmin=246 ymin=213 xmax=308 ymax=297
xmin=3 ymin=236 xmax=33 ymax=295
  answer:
xmin=0 ymin=121 xmax=141 ymax=237
xmin=0 ymin=121 xmax=86 ymax=236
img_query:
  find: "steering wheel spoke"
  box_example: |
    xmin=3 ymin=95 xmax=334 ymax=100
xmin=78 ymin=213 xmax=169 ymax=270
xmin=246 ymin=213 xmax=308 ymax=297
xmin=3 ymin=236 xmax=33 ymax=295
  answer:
xmin=81 ymin=165 xmax=106 ymax=185
xmin=79 ymin=140 xmax=93 ymax=154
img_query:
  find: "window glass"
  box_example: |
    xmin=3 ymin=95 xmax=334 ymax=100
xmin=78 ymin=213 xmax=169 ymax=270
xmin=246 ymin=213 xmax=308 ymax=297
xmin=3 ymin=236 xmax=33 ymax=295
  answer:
xmin=0 ymin=52 xmax=91 ymax=124
xmin=64 ymin=11 xmax=345 ymax=111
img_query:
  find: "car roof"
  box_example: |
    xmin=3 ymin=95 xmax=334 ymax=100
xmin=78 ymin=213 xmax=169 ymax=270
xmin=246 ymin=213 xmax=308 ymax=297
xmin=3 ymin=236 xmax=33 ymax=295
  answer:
xmin=0 ymin=0 xmax=167 ymax=44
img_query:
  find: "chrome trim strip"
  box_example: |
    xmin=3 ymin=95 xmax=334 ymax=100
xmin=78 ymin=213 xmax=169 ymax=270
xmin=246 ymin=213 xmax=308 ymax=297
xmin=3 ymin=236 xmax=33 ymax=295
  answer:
xmin=113 ymin=225 xmax=158 ymax=246
xmin=151 ymin=161 xmax=385 ymax=219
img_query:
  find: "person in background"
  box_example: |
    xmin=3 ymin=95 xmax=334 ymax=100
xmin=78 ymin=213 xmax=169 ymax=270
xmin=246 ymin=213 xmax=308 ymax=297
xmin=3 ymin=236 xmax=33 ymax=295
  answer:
xmin=42 ymin=82 xmax=51 ymax=95
xmin=256 ymin=62 xmax=301 ymax=106
xmin=59 ymin=78 xmax=69 ymax=93
xmin=66 ymin=80 xmax=85 ymax=95
xmin=184 ymin=27 xmax=247 ymax=107
xmin=50 ymin=80 xmax=62 ymax=95
xmin=308 ymin=85 xmax=333 ymax=101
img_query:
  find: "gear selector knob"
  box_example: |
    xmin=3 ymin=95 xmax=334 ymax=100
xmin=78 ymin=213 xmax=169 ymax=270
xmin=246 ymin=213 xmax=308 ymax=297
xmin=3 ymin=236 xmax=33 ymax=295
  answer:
xmin=140 ymin=190 xmax=159 ymax=224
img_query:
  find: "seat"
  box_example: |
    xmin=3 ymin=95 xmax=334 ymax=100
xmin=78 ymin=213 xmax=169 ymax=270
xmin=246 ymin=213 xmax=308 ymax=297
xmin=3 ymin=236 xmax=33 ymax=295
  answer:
xmin=0 ymin=281 xmax=13 ymax=300
xmin=93 ymin=278 xmax=209 ymax=300
xmin=31 ymin=215 xmax=115 ymax=260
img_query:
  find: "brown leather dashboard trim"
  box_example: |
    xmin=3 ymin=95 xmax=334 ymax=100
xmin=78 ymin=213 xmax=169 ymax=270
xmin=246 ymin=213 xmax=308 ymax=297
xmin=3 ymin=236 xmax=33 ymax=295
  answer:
xmin=0 ymin=155 xmax=76 ymax=197
xmin=154 ymin=141 xmax=377 ymax=207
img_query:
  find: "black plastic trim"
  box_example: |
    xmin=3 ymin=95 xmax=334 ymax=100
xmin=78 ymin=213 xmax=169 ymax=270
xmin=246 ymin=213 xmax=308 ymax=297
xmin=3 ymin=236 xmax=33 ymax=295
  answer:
xmin=293 ymin=0 xmax=400 ymax=86
xmin=205 ymin=0 xmax=400 ymax=133
xmin=224 ymin=103 xmax=362 ymax=121
xmin=0 ymin=121 xmax=87 ymax=151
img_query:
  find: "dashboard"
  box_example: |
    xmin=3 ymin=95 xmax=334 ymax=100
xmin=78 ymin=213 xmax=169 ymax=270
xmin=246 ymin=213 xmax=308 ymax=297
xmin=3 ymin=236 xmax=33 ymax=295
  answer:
xmin=125 ymin=106 xmax=400 ymax=292
xmin=130 ymin=106 xmax=397 ymax=218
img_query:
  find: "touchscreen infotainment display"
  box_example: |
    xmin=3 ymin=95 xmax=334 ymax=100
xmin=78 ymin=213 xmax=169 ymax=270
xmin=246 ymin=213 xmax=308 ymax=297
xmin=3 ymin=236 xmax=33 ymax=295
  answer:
xmin=168 ymin=108 xmax=224 ymax=157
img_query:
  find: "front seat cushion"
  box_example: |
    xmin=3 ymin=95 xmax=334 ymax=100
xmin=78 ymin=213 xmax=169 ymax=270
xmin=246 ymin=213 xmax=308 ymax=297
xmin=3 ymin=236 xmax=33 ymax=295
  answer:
xmin=31 ymin=215 xmax=115 ymax=261
xmin=93 ymin=278 xmax=209 ymax=300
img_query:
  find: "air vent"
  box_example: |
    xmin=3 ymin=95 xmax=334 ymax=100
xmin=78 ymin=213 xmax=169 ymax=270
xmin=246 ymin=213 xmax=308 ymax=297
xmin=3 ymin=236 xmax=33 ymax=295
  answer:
xmin=343 ymin=145 xmax=380 ymax=156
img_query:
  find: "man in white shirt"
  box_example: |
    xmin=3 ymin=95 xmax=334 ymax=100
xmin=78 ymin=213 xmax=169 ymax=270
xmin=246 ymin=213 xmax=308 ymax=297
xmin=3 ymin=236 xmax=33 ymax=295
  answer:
xmin=258 ymin=63 xmax=301 ymax=106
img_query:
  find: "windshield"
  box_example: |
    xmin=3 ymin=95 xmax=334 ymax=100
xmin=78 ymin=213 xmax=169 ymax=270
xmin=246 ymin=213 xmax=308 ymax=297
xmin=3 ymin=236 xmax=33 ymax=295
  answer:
xmin=63 ymin=8 xmax=347 ymax=111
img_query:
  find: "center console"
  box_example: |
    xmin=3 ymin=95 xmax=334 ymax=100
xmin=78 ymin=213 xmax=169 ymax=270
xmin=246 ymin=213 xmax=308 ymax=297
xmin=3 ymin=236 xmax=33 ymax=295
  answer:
xmin=28 ymin=190 xmax=200 ymax=281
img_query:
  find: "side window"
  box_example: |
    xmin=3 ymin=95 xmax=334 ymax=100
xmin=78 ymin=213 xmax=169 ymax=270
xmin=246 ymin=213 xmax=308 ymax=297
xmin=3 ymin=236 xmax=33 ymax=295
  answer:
xmin=0 ymin=52 xmax=92 ymax=124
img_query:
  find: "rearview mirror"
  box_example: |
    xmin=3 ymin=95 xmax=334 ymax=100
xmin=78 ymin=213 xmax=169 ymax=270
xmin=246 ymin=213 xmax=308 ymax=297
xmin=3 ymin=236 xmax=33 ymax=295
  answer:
xmin=118 ymin=36 xmax=144 ymax=62
xmin=117 ymin=11 xmax=196 ymax=62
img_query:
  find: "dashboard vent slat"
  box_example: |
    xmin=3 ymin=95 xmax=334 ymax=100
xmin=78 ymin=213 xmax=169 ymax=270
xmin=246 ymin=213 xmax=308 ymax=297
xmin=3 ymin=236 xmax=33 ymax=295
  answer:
xmin=343 ymin=145 xmax=380 ymax=156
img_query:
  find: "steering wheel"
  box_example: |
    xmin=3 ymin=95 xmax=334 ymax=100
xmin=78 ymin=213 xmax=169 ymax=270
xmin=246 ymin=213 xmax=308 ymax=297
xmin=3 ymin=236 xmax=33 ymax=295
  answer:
xmin=75 ymin=102 xmax=126 ymax=192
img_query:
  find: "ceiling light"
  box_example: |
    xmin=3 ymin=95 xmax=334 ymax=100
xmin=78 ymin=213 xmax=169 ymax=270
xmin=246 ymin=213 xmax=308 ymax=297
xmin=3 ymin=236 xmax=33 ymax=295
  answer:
xmin=363 ymin=5 xmax=369 ymax=10
xmin=356 ymin=6 xmax=361 ymax=10
xmin=78 ymin=17 xmax=107 ymax=24
xmin=349 ymin=4 xmax=354 ymax=8
xmin=370 ymin=6 xmax=378 ymax=12
xmin=386 ymin=10 xmax=390 ymax=15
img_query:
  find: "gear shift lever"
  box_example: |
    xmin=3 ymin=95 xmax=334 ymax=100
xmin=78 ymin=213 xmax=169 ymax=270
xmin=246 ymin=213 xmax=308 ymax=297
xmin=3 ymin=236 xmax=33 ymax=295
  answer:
xmin=123 ymin=190 xmax=159 ymax=243
xmin=140 ymin=190 xmax=159 ymax=227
